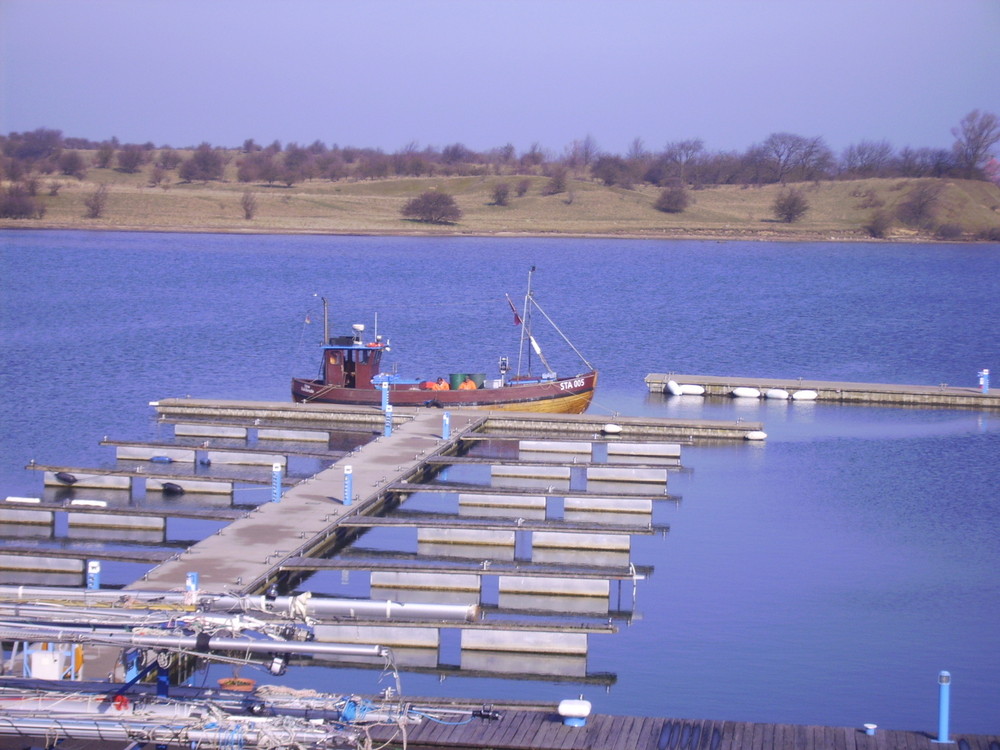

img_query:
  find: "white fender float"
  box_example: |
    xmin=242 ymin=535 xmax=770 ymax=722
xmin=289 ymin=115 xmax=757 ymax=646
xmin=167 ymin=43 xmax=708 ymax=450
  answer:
xmin=602 ymin=423 xmax=623 ymax=435
xmin=666 ymin=380 xmax=683 ymax=396
xmin=679 ymin=383 xmax=706 ymax=396
xmin=744 ymin=430 xmax=768 ymax=441
xmin=791 ymin=389 xmax=818 ymax=401
xmin=765 ymin=388 xmax=790 ymax=400
xmin=731 ymin=387 xmax=761 ymax=399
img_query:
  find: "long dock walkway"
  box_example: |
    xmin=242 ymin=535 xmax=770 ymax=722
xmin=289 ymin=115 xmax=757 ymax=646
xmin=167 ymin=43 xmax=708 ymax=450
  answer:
xmin=367 ymin=707 xmax=999 ymax=750
xmin=128 ymin=409 xmax=486 ymax=594
xmin=646 ymin=373 xmax=1000 ymax=410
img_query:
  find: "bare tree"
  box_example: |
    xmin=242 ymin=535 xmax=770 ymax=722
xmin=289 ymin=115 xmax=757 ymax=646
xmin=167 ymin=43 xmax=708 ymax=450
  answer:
xmin=117 ymin=144 xmax=146 ymax=173
xmin=841 ymin=140 xmax=894 ymax=178
xmin=84 ymin=184 xmax=109 ymax=218
xmin=772 ymin=187 xmax=809 ymax=222
xmin=241 ymin=190 xmax=258 ymax=220
xmin=491 ymin=182 xmax=511 ymax=206
xmin=542 ymin=165 xmax=568 ymax=195
xmin=664 ymin=139 xmax=704 ymax=184
xmin=94 ymin=142 xmax=115 ymax=169
xmin=401 ymin=191 xmax=462 ymax=223
xmin=951 ymin=110 xmax=1000 ymax=179
xmin=654 ymin=185 xmax=689 ymax=213
xmin=896 ymin=181 xmax=944 ymax=227
xmin=58 ymin=150 xmax=87 ymax=178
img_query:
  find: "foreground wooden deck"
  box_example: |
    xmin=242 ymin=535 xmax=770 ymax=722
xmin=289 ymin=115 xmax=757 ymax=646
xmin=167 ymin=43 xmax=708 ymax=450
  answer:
xmin=368 ymin=708 xmax=999 ymax=750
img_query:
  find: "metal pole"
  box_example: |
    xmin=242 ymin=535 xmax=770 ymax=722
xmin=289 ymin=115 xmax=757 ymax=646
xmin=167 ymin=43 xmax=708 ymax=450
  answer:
xmin=381 ymin=379 xmax=389 ymax=412
xmin=270 ymin=462 xmax=283 ymax=503
xmin=343 ymin=465 xmax=353 ymax=506
xmin=442 ymin=412 xmax=451 ymax=439
xmin=384 ymin=404 xmax=393 ymax=437
xmin=935 ymin=670 xmax=953 ymax=743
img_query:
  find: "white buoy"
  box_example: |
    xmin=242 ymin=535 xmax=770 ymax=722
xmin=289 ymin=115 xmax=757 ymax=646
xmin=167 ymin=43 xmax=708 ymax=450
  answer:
xmin=679 ymin=383 xmax=706 ymax=396
xmin=791 ymin=389 xmax=818 ymax=401
xmin=602 ymin=423 xmax=623 ymax=435
xmin=765 ymin=388 xmax=790 ymax=400
xmin=666 ymin=380 xmax=683 ymax=396
xmin=558 ymin=698 xmax=592 ymax=727
xmin=731 ymin=387 xmax=761 ymax=398
xmin=745 ymin=430 xmax=768 ymax=441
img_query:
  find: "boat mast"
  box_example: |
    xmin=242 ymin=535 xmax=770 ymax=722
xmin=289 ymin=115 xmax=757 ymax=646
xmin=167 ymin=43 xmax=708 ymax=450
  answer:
xmin=322 ymin=297 xmax=329 ymax=344
xmin=516 ymin=266 xmax=535 ymax=376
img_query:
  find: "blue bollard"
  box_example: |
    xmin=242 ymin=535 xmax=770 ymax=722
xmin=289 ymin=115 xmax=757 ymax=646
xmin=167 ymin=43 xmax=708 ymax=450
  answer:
xmin=978 ymin=369 xmax=990 ymax=394
xmin=935 ymin=671 xmax=953 ymax=744
xmin=384 ymin=404 xmax=393 ymax=437
xmin=86 ymin=560 xmax=100 ymax=589
xmin=271 ymin=462 xmax=284 ymax=502
xmin=381 ymin=380 xmax=390 ymax=412
xmin=343 ymin=465 xmax=353 ymax=506
xmin=185 ymin=571 xmax=199 ymax=605
xmin=443 ymin=412 xmax=451 ymax=439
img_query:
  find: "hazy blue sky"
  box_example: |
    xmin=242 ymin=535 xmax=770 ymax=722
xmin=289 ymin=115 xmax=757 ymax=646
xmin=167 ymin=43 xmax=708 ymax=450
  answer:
xmin=2 ymin=0 xmax=998 ymax=157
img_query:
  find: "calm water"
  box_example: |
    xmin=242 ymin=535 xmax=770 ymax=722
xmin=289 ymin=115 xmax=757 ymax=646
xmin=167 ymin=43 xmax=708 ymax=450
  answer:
xmin=1 ymin=231 xmax=998 ymax=734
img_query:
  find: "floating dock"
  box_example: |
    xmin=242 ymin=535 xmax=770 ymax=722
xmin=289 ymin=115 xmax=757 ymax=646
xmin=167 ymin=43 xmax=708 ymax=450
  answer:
xmin=364 ymin=704 xmax=1000 ymax=750
xmin=646 ymin=373 xmax=1000 ymax=409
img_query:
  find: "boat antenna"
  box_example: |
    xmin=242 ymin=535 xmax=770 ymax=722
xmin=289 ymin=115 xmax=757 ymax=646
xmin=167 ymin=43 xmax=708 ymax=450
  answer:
xmin=322 ymin=297 xmax=329 ymax=344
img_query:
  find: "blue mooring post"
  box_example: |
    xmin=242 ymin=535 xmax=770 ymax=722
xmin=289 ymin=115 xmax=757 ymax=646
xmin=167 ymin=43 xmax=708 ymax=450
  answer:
xmin=343 ymin=465 xmax=353 ymax=506
xmin=978 ymin=368 xmax=990 ymax=394
xmin=271 ymin=462 xmax=283 ymax=503
xmin=384 ymin=404 xmax=393 ymax=437
xmin=86 ymin=560 xmax=100 ymax=589
xmin=185 ymin=572 xmax=199 ymax=606
xmin=442 ymin=411 xmax=451 ymax=439
xmin=381 ymin=379 xmax=390 ymax=412
xmin=935 ymin=671 xmax=953 ymax=743
xmin=123 ymin=649 xmax=141 ymax=682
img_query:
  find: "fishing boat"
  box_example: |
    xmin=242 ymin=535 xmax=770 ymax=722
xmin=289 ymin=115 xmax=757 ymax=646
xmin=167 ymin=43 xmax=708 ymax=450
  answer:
xmin=291 ymin=269 xmax=598 ymax=413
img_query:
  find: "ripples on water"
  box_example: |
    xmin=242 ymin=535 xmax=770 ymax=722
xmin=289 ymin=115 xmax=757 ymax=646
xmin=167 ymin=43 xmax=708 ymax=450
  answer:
xmin=0 ymin=231 xmax=997 ymax=733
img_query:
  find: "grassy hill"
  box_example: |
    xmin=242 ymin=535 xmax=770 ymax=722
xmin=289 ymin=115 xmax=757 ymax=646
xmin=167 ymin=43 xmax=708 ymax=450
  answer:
xmin=4 ymin=161 xmax=1000 ymax=241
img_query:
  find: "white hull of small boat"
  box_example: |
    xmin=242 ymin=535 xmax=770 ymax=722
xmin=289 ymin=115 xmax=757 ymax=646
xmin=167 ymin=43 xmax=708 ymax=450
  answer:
xmin=731 ymin=387 xmax=761 ymax=399
xmin=679 ymin=383 xmax=705 ymax=395
xmin=765 ymin=388 xmax=790 ymax=400
xmin=744 ymin=430 xmax=768 ymax=441
xmin=791 ymin=389 xmax=818 ymax=401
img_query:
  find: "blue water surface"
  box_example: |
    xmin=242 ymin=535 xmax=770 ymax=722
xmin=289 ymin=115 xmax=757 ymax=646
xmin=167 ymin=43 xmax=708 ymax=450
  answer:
xmin=1 ymin=231 xmax=997 ymax=734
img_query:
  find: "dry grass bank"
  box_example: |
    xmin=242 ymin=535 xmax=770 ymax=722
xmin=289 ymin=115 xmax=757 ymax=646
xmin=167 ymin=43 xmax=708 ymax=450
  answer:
xmin=4 ymin=165 xmax=1000 ymax=241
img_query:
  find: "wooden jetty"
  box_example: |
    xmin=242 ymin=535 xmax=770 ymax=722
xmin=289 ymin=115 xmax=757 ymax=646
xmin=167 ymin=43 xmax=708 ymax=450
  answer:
xmin=364 ymin=705 xmax=1000 ymax=750
xmin=646 ymin=373 xmax=1000 ymax=410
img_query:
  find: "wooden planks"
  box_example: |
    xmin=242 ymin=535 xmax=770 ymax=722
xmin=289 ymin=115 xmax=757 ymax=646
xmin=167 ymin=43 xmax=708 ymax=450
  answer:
xmin=367 ymin=710 xmax=1000 ymax=750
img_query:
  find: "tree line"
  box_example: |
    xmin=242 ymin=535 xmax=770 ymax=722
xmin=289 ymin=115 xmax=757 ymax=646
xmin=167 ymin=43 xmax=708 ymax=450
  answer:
xmin=2 ymin=111 xmax=998 ymax=226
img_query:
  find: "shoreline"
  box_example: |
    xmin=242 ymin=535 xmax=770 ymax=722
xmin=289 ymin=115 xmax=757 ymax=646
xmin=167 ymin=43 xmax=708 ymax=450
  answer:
xmin=0 ymin=222 xmax=979 ymax=244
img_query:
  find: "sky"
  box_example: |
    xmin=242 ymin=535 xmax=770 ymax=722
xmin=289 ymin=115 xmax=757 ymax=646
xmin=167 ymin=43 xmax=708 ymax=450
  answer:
xmin=2 ymin=0 xmax=999 ymax=158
